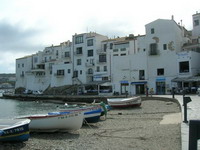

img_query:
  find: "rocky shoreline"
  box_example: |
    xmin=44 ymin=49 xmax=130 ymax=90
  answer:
xmin=0 ymin=99 xmax=181 ymax=150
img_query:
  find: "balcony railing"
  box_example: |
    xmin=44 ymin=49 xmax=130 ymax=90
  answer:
xmin=96 ymin=49 xmax=106 ymax=54
xmin=85 ymin=62 xmax=95 ymax=67
xmin=96 ymin=59 xmax=107 ymax=64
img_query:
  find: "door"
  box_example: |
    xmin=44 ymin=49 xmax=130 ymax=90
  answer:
xmin=156 ymin=82 xmax=165 ymax=95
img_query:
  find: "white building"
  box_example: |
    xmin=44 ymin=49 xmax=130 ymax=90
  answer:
xmin=111 ymin=18 xmax=190 ymax=95
xmin=15 ymin=12 xmax=200 ymax=95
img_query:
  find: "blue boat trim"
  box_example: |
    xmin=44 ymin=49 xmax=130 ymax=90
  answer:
xmin=84 ymin=109 xmax=101 ymax=115
xmin=84 ymin=116 xmax=100 ymax=123
xmin=0 ymin=121 xmax=30 ymax=142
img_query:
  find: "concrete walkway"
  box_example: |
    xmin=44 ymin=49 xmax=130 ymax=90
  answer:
xmin=155 ymin=94 xmax=200 ymax=150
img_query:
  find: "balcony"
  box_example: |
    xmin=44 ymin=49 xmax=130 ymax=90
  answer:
xmin=96 ymin=49 xmax=106 ymax=54
xmin=96 ymin=59 xmax=107 ymax=64
xmin=85 ymin=62 xmax=95 ymax=67
xmin=31 ymin=68 xmax=45 ymax=73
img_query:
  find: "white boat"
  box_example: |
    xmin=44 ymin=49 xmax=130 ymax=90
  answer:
xmin=59 ymin=105 xmax=102 ymax=123
xmin=18 ymin=111 xmax=84 ymax=132
xmin=0 ymin=119 xmax=30 ymax=142
xmin=107 ymin=96 xmax=142 ymax=108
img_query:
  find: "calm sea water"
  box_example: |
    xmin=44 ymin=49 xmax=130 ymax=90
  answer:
xmin=0 ymin=97 xmax=63 ymax=119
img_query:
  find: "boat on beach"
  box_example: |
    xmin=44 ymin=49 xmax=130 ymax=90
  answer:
xmin=107 ymin=96 xmax=142 ymax=108
xmin=0 ymin=119 xmax=30 ymax=142
xmin=17 ymin=111 xmax=84 ymax=132
xmin=59 ymin=104 xmax=103 ymax=123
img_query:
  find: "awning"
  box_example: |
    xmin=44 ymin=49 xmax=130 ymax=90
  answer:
xmin=172 ymin=76 xmax=200 ymax=82
xmin=120 ymin=80 xmax=129 ymax=84
xmin=156 ymin=77 xmax=166 ymax=82
xmin=131 ymin=81 xmax=147 ymax=85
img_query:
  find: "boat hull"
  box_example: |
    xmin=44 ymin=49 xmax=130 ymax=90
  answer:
xmin=0 ymin=119 xmax=30 ymax=142
xmin=107 ymin=96 xmax=142 ymax=108
xmin=60 ymin=105 xmax=102 ymax=123
xmin=19 ymin=112 xmax=84 ymax=132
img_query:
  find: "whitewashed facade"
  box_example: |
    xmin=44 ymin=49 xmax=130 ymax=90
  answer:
xmin=15 ymin=12 xmax=200 ymax=95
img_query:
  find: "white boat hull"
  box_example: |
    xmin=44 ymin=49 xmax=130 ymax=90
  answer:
xmin=107 ymin=96 xmax=141 ymax=107
xmin=19 ymin=112 xmax=84 ymax=132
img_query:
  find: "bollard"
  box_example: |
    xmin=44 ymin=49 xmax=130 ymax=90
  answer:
xmin=172 ymin=87 xmax=175 ymax=98
xmin=189 ymin=120 xmax=200 ymax=150
xmin=183 ymin=97 xmax=192 ymax=123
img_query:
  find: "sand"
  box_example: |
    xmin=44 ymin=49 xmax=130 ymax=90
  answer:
xmin=0 ymin=99 xmax=181 ymax=150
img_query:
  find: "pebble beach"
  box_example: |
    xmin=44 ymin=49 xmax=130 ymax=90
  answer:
xmin=0 ymin=99 xmax=181 ymax=150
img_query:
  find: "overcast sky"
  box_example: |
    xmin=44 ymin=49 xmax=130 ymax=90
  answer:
xmin=0 ymin=0 xmax=199 ymax=73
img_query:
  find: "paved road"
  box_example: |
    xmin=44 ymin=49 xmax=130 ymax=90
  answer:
xmin=156 ymin=94 xmax=200 ymax=150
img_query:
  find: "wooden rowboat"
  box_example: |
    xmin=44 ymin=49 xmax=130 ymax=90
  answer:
xmin=0 ymin=119 xmax=30 ymax=142
xmin=59 ymin=105 xmax=102 ymax=123
xmin=107 ymin=96 xmax=142 ymax=108
xmin=18 ymin=112 xmax=84 ymax=132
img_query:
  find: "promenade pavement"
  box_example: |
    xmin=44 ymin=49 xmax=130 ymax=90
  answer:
xmin=155 ymin=94 xmax=200 ymax=150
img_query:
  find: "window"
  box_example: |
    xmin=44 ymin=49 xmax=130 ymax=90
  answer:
xmin=73 ymin=70 xmax=78 ymax=77
xmin=77 ymin=59 xmax=81 ymax=65
xmin=87 ymin=50 xmax=93 ymax=57
xmin=57 ymin=70 xmax=64 ymax=76
xmin=87 ymin=39 xmax=93 ymax=46
xmin=139 ymin=70 xmax=145 ymax=80
xmin=179 ymin=61 xmax=189 ymax=73
xmin=120 ymin=53 xmax=126 ymax=56
xmin=115 ymin=43 xmax=129 ymax=49
xmin=163 ymin=44 xmax=167 ymax=50
xmin=76 ymin=47 xmax=82 ymax=54
xmin=68 ymin=69 xmax=70 ymax=73
xmin=34 ymin=57 xmax=38 ymax=63
xmin=194 ymin=20 xmax=199 ymax=26
xmin=22 ymin=64 xmax=24 ymax=67
xmin=103 ymin=66 xmax=107 ymax=71
xmin=151 ymin=28 xmax=155 ymax=34
xmin=65 ymin=52 xmax=70 ymax=57
xmin=75 ymin=36 xmax=83 ymax=44
xmin=99 ymin=54 xmax=106 ymax=62
xmin=88 ymin=68 xmax=93 ymax=74
xmin=157 ymin=68 xmax=164 ymax=76
xmin=120 ymin=48 xmax=126 ymax=51
xmin=102 ymin=77 xmax=109 ymax=81
xmin=56 ymin=50 xmax=59 ymax=56
xmin=80 ymin=70 xmax=82 ymax=74
xmin=103 ymin=44 xmax=107 ymax=51
xmin=97 ymin=66 xmax=100 ymax=72
xmin=149 ymin=43 xmax=158 ymax=55
xmin=21 ymin=71 xmax=24 ymax=77
xmin=49 ymin=63 xmax=54 ymax=70
xmin=110 ymin=43 xmax=113 ymax=49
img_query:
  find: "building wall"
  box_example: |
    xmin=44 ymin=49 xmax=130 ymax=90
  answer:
xmin=145 ymin=19 xmax=187 ymax=94
xmin=192 ymin=12 xmax=200 ymax=37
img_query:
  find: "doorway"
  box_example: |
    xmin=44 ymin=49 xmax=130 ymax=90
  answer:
xmin=156 ymin=82 xmax=165 ymax=94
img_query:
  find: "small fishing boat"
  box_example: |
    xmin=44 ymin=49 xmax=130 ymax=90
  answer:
xmin=59 ymin=105 xmax=102 ymax=123
xmin=107 ymin=96 xmax=142 ymax=108
xmin=18 ymin=111 xmax=84 ymax=132
xmin=0 ymin=119 xmax=30 ymax=142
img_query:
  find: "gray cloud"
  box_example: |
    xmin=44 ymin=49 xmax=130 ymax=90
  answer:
xmin=0 ymin=20 xmax=44 ymax=53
